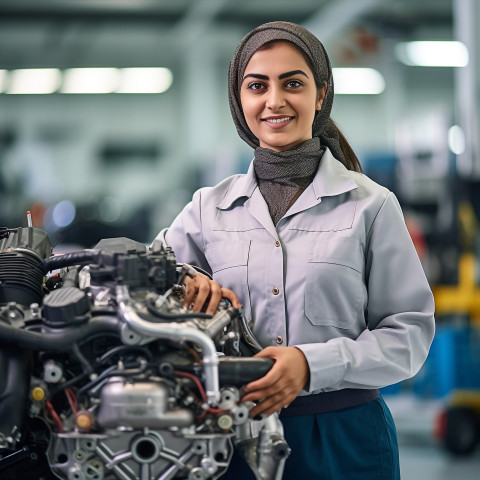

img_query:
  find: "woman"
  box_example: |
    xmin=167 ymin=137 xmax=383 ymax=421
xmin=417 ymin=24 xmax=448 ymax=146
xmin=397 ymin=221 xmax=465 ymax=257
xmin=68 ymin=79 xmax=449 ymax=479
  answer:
xmin=154 ymin=21 xmax=435 ymax=479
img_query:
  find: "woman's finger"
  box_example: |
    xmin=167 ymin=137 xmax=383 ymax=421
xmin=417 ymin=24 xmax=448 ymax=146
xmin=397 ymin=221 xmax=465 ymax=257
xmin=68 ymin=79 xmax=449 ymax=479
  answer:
xmin=220 ymin=287 xmax=242 ymax=309
xmin=202 ymin=280 xmax=223 ymax=315
xmin=241 ymin=347 xmax=310 ymax=417
xmin=189 ymin=277 xmax=209 ymax=312
xmin=182 ymin=276 xmax=197 ymax=307
xmin=248 ymin=391 xmax=294 ymax=417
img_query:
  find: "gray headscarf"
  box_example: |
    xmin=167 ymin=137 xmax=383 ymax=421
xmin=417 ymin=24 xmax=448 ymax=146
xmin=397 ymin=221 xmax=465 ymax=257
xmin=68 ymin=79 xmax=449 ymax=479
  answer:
xmin=227 ymin=21 xmax=344 ymax=224
xmin=228 ymin=21 xmax=343 ymax=162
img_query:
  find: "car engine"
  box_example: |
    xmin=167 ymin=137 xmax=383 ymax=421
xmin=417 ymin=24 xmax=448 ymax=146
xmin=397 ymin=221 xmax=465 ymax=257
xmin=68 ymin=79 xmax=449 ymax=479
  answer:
xmin=0 ymin=224 xmax=290 ymax=480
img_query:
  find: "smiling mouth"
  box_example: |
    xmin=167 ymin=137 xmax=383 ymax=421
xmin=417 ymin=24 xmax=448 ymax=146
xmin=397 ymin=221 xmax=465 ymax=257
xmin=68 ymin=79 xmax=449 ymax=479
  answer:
xmin=263 ymin=116 xmax=293 ymax=124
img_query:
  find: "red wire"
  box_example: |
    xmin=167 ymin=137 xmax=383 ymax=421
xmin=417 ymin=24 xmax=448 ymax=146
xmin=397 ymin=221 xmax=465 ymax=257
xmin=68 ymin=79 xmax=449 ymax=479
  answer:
xmin=45 ymin=399 xmax=64 ymax=433
xmin=174 ymin=370 xmax=227 ymax=417
xmin=175 ymin=371 xmax=207 ymax=402
xmin=64 ymin=387 xmax=78 ymax=414
xmin=44 ymin=388 xmax=77 ymax=434
xmin=207 ymin=407 xmax=227 ymax=414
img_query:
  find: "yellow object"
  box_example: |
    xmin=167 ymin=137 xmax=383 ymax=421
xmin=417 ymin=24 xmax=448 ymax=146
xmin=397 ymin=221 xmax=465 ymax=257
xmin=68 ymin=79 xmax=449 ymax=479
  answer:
xmin=432 ymin=253 xmax=480 ymax=323
xmin=449 ymin=389 xmax=480 ymax=415
xmin=76 ymin=412 xmax=93 ymax=430
xmin=31 ymin=386 xmax=46 ymax=402
xmin=458 ymin=201 xmax=478 ymax=252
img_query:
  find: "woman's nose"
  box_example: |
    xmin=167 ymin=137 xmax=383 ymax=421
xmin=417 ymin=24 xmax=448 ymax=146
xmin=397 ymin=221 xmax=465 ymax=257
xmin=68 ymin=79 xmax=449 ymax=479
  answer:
xmin=265 ymin=86 xmax=286 ymax=110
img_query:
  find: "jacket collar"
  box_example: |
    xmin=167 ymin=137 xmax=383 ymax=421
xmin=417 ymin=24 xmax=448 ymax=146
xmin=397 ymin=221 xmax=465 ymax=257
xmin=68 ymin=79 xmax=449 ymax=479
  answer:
xmin=312 ymin=148 xmax=359 ymax=199
xmin=217 ymin=147 xmax=359 ymax=210
xmin=217 ymin=161 xmax=257 ymax=210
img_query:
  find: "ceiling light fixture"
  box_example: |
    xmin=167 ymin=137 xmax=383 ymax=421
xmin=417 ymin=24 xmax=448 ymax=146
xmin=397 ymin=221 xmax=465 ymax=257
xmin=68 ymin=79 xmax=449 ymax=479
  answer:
xmin=61 ymin=68 xmax=120 ymax=94
xmin=396 ymin=41 xmax=469 ymax=67
xmin=116 ymin=67 xmax=173 ymax=94
xmin=7 ymin=68 xmax=62 ymax=94
xmin=448 ymin=125 xmax=466 ymax=155
xmin=0 ymin=66 xmax=174 ymax=95
xmin=0 ymin=70 xmax=7 ymax=93
xmin=333 ymin=68 xmax=385 ymax=95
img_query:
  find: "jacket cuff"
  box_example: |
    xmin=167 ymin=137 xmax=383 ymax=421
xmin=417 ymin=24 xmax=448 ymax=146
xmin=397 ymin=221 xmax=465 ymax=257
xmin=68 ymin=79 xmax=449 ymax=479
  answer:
xmin=295 ymin=342 xmax=344 ymax=393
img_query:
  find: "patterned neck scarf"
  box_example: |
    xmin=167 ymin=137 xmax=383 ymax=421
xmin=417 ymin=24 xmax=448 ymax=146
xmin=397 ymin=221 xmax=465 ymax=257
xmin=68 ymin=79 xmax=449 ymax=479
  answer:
xmin=254 ymin=138 xmax=324 ymax=225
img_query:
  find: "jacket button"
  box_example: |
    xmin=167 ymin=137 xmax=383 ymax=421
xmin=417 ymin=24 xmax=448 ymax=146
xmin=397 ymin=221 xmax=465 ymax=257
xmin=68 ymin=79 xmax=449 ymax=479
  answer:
xmin=274 ymin=240 xmax=280 ymax=247
xmin=272 ymin=287 xmax=279 ymax=295
xmin=276 ymin=336 xmax=283 ymax=345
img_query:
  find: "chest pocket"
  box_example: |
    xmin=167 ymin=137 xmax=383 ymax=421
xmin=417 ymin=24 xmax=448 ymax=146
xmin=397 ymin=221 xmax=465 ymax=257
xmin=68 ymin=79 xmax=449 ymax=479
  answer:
xmin=204 ymin=240 xmax=252 ymax=321
xmin=305 ymin=237 xmax=364 ymax=329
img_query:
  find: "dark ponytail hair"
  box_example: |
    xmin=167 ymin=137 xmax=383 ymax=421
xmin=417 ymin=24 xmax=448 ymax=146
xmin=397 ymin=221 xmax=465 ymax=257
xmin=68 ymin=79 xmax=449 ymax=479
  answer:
xmin=329 ymin=118 xmax=363 ymax=173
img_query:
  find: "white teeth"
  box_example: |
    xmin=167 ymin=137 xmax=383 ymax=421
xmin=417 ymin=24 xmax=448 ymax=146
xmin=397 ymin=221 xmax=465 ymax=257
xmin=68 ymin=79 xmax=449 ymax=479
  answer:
xmin=266 ymin=117 xmax=291 ymax=124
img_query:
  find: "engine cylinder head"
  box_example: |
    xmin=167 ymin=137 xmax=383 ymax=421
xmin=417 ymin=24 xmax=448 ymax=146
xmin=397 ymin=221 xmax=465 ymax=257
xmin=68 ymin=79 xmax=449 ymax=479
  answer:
xmin=0 ymin=227 xmax=52 ymax=306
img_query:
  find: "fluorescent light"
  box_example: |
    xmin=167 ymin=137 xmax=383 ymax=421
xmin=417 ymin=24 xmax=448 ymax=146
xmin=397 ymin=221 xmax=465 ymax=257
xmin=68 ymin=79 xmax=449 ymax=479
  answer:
xmin=396 ymin=41 xmax=469 ymax=67
xmin=0 ymin=70 xmax=7 ymax=92
xmin=7 ymin=68 xmax=61 ymax=94
xmin=62 ymin=68 xmax=119 ymax=94
xmin=116 ymin=67 xmax=173 ymax=94
xmin=0 ymin=66 xmax=174 ymax=95
xmin=333 ymin=68 xmax=385 ymax=95
xmin=448 ymin=125 xmax=466 ymax=155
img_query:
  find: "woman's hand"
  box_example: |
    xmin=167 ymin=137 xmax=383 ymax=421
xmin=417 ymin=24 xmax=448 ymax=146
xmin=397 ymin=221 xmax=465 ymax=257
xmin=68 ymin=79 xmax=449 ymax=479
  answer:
xmin=241 ymin=346 xmax=310 ymax=417
xmin=183 ymin=273 xmax=241 ymax=315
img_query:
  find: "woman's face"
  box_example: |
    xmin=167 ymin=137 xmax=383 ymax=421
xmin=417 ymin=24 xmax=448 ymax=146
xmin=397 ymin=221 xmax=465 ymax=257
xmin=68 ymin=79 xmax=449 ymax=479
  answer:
xmin=240 ymin=41 xmax=326 ymax=152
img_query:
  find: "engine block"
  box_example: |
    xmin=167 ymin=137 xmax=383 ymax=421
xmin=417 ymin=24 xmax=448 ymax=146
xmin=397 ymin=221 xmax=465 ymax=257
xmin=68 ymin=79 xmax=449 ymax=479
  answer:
xmin=0 ymin=226 xmax=289 ymax=480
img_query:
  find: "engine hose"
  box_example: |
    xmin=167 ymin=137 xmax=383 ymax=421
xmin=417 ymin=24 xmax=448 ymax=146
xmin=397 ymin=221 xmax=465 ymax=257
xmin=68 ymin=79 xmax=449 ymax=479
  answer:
xmin=77 ymin=360 xmax=149 ymax=397
xmin=75 ymin=365 xmax=117 ymax=397
xmin=0 ymin=316 xmax=121 ymax=352
xmin=72 ymin=342 xmax=94 ymax=375
xmin=97 ymin=345 xmax=154 ymax=365
xmin=44 ymin=250 xmax=99 ymax=272
xmin=50 ymin=371 xmax=90 ymax=396
xmin=60 ymin=266 xmax=81 ymax=288
xmin=236 ymin=314 xmax=263 ymax=354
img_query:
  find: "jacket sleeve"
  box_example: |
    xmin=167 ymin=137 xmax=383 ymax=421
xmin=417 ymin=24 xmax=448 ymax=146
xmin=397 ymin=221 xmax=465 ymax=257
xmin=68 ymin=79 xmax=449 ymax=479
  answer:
xmin=152 ymin=190 xmax=212 ymax=274
xmin=296 ymin=192 xmax=436 ymax=392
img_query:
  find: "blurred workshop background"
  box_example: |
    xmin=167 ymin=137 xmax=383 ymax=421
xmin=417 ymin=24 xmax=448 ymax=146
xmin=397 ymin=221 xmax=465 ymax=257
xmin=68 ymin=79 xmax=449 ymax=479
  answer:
xmin=1 ymin=0 xmax=480 ymax=477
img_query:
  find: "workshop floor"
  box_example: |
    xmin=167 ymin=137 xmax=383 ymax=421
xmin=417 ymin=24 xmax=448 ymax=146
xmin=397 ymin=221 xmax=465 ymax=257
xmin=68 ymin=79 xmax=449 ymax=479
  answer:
xmin=384 ymin=395 xmax=480 ymax=480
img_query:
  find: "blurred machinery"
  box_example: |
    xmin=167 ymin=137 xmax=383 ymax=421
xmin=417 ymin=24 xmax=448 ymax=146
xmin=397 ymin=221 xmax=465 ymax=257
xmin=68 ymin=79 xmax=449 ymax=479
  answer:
xmin=428 ymin=201 xmax=480 ymax=455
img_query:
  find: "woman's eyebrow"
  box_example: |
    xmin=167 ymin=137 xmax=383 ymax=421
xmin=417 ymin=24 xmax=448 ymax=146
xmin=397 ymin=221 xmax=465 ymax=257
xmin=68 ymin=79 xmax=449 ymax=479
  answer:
xmin=242 ymin=70 xmax=309 ymax=83
xmin=279 ymin=69 xmax=309 ymax=79
xmin=242 ymin=73 xmax=269 ymax=82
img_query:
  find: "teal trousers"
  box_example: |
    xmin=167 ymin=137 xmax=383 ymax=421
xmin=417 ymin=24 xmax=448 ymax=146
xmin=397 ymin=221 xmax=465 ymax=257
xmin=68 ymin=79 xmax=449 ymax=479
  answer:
xmin=220 ymin=396 xmax=400 ymax=480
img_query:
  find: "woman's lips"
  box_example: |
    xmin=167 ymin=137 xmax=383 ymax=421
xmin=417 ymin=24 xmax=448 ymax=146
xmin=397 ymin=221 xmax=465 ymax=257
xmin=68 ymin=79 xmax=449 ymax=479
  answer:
xmin=262 ymin=116 xmax=293 ymax=128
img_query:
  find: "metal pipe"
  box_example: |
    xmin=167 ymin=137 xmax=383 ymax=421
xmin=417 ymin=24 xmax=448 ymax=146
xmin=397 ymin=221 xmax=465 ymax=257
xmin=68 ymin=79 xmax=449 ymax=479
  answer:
xmin=115 ymin=284 xmax=220 ymax=405
xmin=203 ymin=308 xmax=235 ymax=338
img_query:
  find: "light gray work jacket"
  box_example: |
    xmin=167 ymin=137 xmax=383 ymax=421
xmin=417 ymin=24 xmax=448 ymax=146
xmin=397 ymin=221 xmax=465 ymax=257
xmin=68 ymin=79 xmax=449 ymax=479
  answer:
xmin=155 ymin=148 xmax=435 ymax=395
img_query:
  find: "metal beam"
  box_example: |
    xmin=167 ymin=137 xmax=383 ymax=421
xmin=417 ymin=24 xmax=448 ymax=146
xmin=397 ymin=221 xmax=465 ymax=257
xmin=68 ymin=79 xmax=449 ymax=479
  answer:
xmin=453 ymin=0 xmax=480 ymax=178
xmin=171 ymin=0 xmax=228 ymax=46
xmin=303 ymin=0 xmax=385 ymax=46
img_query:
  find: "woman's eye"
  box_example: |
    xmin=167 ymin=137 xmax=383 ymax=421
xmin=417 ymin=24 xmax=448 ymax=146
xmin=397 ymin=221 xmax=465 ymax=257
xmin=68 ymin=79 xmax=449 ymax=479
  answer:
xmin=286 ymin=80 xmax=302 ymax=88
xmin=247 ymin=82 xmax=265 ymax=91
